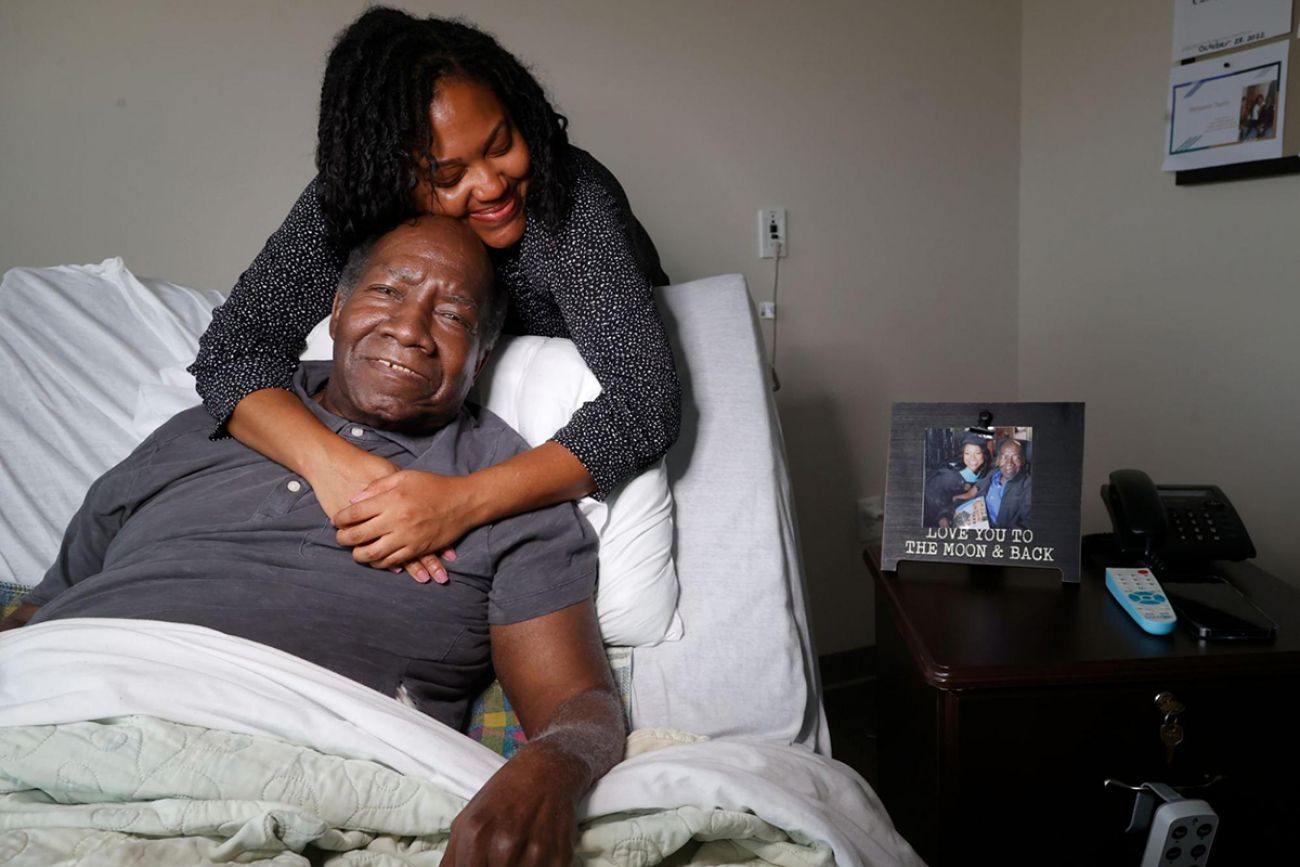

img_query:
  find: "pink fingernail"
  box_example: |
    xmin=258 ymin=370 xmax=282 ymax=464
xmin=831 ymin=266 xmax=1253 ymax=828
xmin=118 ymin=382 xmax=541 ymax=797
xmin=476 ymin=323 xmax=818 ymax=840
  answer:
xmin=416 ymin=569 xmax=431 ymax=583
xmin=434 ymin=569 xmax=448 ymax=585
xmin=390 ymin=567 xmax=402 ymax=573
xmin=443 ymin=550 xmax=457 ymax=562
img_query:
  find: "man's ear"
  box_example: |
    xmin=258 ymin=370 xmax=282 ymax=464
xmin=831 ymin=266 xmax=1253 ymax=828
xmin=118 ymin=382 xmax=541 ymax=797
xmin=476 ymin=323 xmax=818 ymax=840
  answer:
xmin=472 ymin=343 xmax=494 ymax=381
xmin=328 ymin=291 xmax=344 ymax=339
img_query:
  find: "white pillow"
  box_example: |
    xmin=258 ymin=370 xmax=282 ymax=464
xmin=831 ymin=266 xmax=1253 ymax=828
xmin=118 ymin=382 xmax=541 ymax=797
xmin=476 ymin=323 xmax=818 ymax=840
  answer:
xmin=302 ymin=317 xmax=682 ymax=647
xmin=476 ymin=335 xmax=683 ymax=646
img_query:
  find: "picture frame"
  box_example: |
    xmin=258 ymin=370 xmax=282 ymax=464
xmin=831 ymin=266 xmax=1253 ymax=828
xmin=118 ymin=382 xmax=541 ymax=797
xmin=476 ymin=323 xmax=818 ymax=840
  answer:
xmin=882 ymin=402 xmax=1086 ymax=582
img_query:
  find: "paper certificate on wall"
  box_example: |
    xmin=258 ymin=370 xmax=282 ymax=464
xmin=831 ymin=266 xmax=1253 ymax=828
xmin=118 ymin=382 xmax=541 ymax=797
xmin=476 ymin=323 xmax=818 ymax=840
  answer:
xmin=1163 ymin=39 xmax=1287 ymax=172
xmin=1172 ymin=0 xmax=1293 ymax=62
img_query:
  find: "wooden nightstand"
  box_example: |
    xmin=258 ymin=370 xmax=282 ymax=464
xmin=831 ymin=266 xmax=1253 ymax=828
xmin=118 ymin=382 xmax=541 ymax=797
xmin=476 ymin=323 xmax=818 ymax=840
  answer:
xmin=865 ymin=548 xmax=1300 ymax=866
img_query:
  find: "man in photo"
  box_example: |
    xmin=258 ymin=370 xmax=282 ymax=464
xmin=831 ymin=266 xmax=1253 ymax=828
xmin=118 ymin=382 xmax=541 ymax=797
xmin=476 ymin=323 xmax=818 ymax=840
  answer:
xmin=974 ymin=437 xmax=1031 ymax=530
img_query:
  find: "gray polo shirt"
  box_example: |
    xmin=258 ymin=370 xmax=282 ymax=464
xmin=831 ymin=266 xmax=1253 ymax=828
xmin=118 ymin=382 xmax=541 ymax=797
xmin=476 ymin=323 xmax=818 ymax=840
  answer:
xmin=28 ymin=362 xmax=599 ymax=729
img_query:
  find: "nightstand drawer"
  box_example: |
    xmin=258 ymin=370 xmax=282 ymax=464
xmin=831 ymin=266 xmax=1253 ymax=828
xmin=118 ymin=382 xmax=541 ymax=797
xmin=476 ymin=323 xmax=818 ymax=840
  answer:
xmin=953 ymin=678 xmax=1294 ymax=864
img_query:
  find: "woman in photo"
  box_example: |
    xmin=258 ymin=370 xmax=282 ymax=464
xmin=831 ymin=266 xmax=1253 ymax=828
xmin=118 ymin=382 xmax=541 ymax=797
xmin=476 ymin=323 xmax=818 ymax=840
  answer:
xmin=923 ymin=433 xmax=990 ymax=529
xmin=190 ymin=7 xmax=680 ymax=583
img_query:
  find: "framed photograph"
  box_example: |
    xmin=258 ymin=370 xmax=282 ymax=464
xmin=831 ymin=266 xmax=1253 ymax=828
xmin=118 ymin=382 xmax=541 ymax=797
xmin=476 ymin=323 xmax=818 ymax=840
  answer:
xmin=882 ymin=402 xmax=1085 ymax=582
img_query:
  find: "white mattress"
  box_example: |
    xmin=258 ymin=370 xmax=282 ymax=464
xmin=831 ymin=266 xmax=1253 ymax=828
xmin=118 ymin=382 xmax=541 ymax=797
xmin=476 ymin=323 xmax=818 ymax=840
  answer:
xmin=0 ymin=260 xmax=222 ymax=585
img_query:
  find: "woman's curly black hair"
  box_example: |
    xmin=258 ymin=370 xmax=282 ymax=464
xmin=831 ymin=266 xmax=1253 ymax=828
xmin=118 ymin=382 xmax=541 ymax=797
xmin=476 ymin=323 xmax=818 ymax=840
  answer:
xmin=316 ymin=6 xmax=573 ymax=249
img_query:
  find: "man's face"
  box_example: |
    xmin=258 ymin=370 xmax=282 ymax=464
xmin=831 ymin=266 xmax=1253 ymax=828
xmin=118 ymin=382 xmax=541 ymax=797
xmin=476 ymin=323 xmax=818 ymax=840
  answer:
xmin=319 ymin=217 xmax=494 ymax=434
xmin=997 ymin=441 xmax=1024 ymax=481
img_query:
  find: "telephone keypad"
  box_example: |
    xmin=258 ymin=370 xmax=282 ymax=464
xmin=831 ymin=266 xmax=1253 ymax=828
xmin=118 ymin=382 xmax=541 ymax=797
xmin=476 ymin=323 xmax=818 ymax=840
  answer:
xmin=1166 ymin=498 xmax=1233 ymax=545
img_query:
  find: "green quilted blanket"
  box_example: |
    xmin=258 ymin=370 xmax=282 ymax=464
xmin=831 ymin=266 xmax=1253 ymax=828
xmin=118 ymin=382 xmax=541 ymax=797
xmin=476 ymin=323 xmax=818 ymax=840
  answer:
xmin=0 ymin=716 xmax=834 ymax=866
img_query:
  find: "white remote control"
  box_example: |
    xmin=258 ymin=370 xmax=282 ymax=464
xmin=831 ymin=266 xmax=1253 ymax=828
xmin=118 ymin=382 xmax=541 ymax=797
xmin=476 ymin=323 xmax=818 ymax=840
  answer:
xmin=1139 ymin=798 xmax=1217 ymax=867
xmin=1105 ymin=567 xmax=1177 ymax=635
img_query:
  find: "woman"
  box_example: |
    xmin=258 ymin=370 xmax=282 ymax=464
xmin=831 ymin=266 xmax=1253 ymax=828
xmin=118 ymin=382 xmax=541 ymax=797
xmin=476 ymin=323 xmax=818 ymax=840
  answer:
xmin=190 ymin=7 xmax=680 ymax=583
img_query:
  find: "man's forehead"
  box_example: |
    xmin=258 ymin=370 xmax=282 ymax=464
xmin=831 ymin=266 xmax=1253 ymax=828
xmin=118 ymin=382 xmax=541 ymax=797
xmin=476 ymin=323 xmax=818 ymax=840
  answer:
xmin=372 ymin=260 xmax=483 ymax=307
xmin=364 ymin=224 xmax=489 ymax=295
xmin=381 ymin=263 xmax=425 ymax=284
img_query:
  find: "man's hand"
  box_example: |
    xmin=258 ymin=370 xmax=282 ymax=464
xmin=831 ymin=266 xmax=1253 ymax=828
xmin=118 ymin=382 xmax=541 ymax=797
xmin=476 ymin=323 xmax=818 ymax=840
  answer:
xmin=0 ymin=603 xmax=40 ymax=632
xmin=441 ymin=742 xmax=587 ymax=867
xmin=308 ymin=450 xmax=452 ymax=585
xmin=332 ymin=470 xmax=477 ymax=582
xmin=441 ymin=602 xmax=625 ymax=866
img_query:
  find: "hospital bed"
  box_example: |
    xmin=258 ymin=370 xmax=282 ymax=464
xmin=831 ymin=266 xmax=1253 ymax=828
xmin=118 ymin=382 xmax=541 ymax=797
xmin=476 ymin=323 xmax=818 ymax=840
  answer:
xmin=0 ymin=260 xmax=923 ymax=866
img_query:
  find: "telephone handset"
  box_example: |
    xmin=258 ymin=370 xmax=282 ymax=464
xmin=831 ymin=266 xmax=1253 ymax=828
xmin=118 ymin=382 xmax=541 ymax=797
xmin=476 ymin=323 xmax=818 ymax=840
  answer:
xmin=1100 ymin=469 xmax=1256 ymax=566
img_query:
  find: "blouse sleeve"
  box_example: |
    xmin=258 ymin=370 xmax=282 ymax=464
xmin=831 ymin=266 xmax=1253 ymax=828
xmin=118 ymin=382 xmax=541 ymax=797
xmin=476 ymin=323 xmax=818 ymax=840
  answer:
xmin=537 ymin=158 xmax=682 ymax=498
xmin=188 ymin=178 xmax=347 ymax=436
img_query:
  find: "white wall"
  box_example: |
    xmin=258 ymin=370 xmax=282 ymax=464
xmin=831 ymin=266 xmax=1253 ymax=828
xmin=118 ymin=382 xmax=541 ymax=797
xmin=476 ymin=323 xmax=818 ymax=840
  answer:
xmin=1020 ymin=1 xmax=1300 ymax=587
xmin=0 ymin=1 xmax=1023 ymax=654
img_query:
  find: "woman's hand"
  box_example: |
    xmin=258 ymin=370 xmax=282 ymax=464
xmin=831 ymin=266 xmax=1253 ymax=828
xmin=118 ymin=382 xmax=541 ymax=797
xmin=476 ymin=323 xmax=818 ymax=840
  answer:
xmin=332 ymin=470 xmax=478 ymax=581
xmin=307 ymin=451 xmax=453 ymax=584
xmin=309 ymin=448 xmax=399 ymax=520
xmin=225 ymin=390 xmax=452 ymax=583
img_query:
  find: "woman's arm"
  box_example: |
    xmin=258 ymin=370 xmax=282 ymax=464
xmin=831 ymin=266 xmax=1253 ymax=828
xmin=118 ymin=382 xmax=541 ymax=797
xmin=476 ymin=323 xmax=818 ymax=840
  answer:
xmin=189 ymin=179 xmax=345 ymax=435
xmin=333 ymin=440 xmax=594 ymax=571
xmin=191 ymin=183 xmax=452 ymax=581
xmin=521 ymin=149 xmax=682 ymax=498
xmin=227 ymin=389 xmax=396 ymax=511
xmin=331 ymin=154 xmax=676 ymax=563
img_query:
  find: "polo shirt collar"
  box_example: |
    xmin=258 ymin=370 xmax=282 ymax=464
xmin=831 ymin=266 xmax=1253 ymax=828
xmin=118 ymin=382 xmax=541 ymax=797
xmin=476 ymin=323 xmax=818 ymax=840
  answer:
xmin=292 ymin=361 xmax=459 ymax=457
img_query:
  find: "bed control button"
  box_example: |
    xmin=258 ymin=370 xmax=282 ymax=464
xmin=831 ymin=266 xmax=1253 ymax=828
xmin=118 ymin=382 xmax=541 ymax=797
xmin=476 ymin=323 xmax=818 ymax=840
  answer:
xmin=287 ymin=480 xmax=302 ymax=493
xmin=350 ymin=426 xmax=364 ymax=437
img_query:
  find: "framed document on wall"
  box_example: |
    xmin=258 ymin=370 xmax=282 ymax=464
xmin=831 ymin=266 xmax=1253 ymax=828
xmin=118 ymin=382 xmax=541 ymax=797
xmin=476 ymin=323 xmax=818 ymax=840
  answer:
xmin=882 ymin=402 xmax=1086 ymax=582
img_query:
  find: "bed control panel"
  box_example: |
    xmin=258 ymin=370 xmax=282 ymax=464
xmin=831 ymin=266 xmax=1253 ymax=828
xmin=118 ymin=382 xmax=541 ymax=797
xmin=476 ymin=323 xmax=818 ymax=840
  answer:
xmin=1108 ymin=779 xmax=1218 ymax=867
xmin=1139 ymin=797 xmax=1217 ymax=867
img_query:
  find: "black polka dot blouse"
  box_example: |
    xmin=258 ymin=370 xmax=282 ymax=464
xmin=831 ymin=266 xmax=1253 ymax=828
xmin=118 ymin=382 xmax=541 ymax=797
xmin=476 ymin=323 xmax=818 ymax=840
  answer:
xmin=189 ymin=147 xmax=681 ymax=499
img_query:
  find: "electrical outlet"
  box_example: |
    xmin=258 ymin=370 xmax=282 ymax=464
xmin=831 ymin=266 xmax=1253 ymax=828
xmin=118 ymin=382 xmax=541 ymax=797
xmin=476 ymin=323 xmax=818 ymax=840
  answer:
xmin=759 ymin=301 xmax=776 ymax=319
xmin=758 ymin=208 xmax=787 ymax=258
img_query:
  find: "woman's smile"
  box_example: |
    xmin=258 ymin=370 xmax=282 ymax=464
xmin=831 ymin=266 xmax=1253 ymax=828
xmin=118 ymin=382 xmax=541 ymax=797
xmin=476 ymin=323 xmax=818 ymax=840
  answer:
xmin=468 ymin=191 xmax=521 ymax=225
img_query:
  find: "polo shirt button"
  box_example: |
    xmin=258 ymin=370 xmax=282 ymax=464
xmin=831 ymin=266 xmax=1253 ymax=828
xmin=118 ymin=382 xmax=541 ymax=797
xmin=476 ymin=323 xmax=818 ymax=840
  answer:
xmin=287 ymin=480 xmax=302 ymax=493
xmin=350 ymin=426 xmax=364 ymax=437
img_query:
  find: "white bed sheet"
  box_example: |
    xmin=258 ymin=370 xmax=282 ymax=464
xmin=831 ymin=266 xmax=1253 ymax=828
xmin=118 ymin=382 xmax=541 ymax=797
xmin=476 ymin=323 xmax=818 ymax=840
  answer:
xmin=0 ymin=620 xmax=921 ymax=867
xmin=637 ymin=276 xmax=827 ymax=751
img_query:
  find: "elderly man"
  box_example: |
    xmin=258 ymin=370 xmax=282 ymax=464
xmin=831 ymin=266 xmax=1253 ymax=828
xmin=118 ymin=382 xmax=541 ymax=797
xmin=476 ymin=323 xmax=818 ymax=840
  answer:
xmin=1 ymin=216 xmax=623 ymax=865
xmin=974 ymin=437 xmax=1032 ymax=530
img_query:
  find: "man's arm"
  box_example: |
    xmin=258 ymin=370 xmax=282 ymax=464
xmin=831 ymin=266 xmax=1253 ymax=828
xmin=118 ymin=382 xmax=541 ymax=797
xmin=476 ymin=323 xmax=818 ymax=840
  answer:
xmin=22 ymin=430 xmax=162 ymax=614
xmin=0 ymin=603 xmax=41 ymax=632
xmin=442 ymin=599 xmax=624 ymax=867
xmin=1015 ymin=477 xmax=1032 ymax=529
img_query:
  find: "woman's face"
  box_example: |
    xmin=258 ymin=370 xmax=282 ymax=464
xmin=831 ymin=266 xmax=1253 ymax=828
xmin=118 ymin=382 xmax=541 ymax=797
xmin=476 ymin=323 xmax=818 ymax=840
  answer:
xmin=962 ymin=444 xmax=986 ymax=472
xmin=411 ymin=77 xmax=531 ymax=249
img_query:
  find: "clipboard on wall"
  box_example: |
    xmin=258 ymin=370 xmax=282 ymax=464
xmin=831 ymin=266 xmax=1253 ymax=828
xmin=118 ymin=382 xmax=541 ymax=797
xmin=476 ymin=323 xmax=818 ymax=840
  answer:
xmin=1168 ymin=1 xmax=1300 ymax=184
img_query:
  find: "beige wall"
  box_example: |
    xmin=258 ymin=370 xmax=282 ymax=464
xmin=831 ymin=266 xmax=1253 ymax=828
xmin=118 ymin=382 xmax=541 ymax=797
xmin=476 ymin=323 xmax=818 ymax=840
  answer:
xmin=1020 ymin=1 xmax=1300 ymax=587
xmin=0 ymin=1 xmax=1023 ymax=654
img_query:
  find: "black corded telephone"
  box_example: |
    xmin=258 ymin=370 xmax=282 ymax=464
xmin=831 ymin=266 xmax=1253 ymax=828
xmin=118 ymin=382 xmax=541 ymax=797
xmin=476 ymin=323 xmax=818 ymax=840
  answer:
xmin=1099 ymin=469 xmax=1275 ymax=640
xmin=1099 ymin=469 xmax=1256 ymax=566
